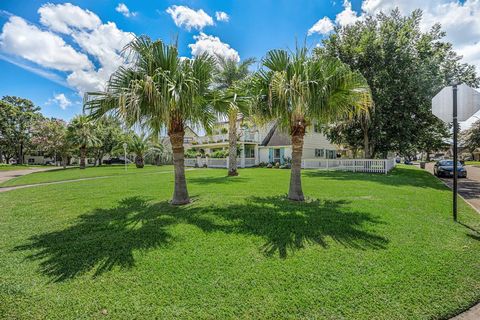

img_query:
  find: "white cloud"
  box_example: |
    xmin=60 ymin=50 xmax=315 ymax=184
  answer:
xmin=335 ymin=1 xmax=359 ymax=27
xmin=188 ymin=33 xmax=240 ymax=62
xmin=38 ymin=3 xmax=101 ymax=34
xmin=308 ymin=17 xmax=334 ymax=35
xmin=0 ymin=3 xmax=135 ymax=94
xmin=215 ymin=11 xmax=229 ymax=22
xmin=166 ymin=5 xmax=214 ymax=31
xmin=0 ymin=16 xmax=92 ymax=71
xmin=47 ymin=93 xmax=72 ymax=110
xmin=116 ymin=3 xmax=137 ymax=18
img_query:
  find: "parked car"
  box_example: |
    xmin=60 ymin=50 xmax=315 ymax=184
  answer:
xmin=103 ymin=157 xmax=130 ymax=165
xmin=433 ymin=160 xmax=467 ymax=178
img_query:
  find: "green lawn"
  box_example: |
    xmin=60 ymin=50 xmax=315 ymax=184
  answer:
xmin=1 ymin=165 xmax=480 ymax=319
xmin=0 ymin=164 xmax=174 ymax=187
xmin=465 ymin=161 xmax=480 ymax=166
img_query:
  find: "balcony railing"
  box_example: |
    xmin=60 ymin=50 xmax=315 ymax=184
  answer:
xmin=192 ymin=131 xmax=260 ymax=145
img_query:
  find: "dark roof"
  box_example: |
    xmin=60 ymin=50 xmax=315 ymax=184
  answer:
xmin=261 ymin=123 xmax=291 ymax=147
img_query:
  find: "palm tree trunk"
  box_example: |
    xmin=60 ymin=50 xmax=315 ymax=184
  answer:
xmin=228 ymin=111 xmax=238 ymax=176
xmin=169 ymin=130 xmax=190 ymax=205
xmin=80 ymin=146 xmax=86 ymax=169
xmin=288 ymin=124 xmax=306 ymax=201
xmin=135 ymin=155 xmax=144 ymax=168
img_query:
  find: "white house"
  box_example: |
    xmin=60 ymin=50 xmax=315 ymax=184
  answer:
xmin=185 ymin=120 xmax=339 ymax=167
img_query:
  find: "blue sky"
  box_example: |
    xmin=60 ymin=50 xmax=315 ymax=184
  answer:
xmin=0 ymin=0 xmax=479 ymax=121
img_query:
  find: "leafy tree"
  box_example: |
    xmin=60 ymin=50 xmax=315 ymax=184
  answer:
xmin=84 ymin=36 xmax=216 ymax=205
xmin=251 ymin=47 xmax=371 ymax=201
xmin=0 ymin=100 xmax=18 ymax=163
xmin=67 ymin=115 xmax=99 ymax=169
xmin=462 ymin=120 xmax=480 ymax=158
xmin=90 ymin=116 xmax=123 ymax=166
xmin=0 ymin=96 xmax=41 ymax=164
xmin=31 ymin=118 xmax=68 ymax=165
xmin=320 ymin=9 xmax=479 ymax=157
xmin=212 ymin=56 xmax=255 ymax=176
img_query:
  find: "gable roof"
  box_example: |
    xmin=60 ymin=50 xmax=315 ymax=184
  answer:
xmin=261 ymin=123 xmax=291 ymax=147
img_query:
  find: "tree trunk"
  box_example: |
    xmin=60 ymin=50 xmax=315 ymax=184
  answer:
xmin=135 ymin=154 xmax=144 ymax=168
xmin=363 ymin=130 xmax=371 ymax=159
xmin=228 ymin=111 xmax=238 ymax=176
xmin=62 ymin=153 xmax=67 ymax=169
xmin=169 ymin=130 xmax=189 ymax=205
xmin=18 ymin=142 xmax=24 ymax=165
xmin=80 ymin=145 xmax=86 ymax=169
xmin=98 ymin=152 xmax=103 ymax=167
xmin=288 ymin=123 xmax=306 ymax=201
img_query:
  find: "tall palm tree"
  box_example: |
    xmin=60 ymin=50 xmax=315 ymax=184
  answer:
xmin=212 ymin=56 xmax=255 ymax=176
xmin=84 ymin=36 xmax=216 ymax=204
xmin=67 ymin=115 xmax=99 ymax=169
xmin=251 ymin=48 xmax=372 ymax=201
xmin=127 ymin=133 xmax=163 ymax=168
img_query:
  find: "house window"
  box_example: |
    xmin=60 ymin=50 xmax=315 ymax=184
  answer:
xmin=315 ymin=149 xmax=325 ymax=158
xmin=273 ymin=149 xmax=281 ymax=162
xmin=326 ymin=150 xmax=337 ymax=159
xmin=244 ymin=145 xmax=255 ymax=158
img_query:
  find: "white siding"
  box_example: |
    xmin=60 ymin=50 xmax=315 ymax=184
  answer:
xmin=303 ymin=131 xmax=336 ymax=150
xmin=259 ymin=148 xmax=270 ymax=163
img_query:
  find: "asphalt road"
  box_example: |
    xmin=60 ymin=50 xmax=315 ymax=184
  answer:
xmin=425 ymin=162 xmax=480 ymax=212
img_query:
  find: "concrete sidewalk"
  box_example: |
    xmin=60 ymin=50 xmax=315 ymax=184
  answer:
xmin=0 ymin=167 xmax=61 ymax=184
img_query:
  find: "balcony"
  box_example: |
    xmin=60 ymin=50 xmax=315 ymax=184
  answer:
xmin=191 ymin=131 xmax=260 ymax=146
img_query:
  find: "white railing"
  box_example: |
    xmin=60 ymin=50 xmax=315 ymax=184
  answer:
xmin=207 ymin=158 xmax=228 ymax=168
xmin=185 ymin=157 xmax=256 ymax=168
xmin=192 ymin=131 xmax=260 ymax=145
xmin=185 ymin=158 xmax=197 ymax=167
xmin=302 ymin=158 xmax=396 ymax=174
xmin=244 ymin=158 xmax=256 ymax=167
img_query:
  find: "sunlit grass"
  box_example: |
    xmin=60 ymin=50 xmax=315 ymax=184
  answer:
xmin=1 ymin=165 xmax=480 ymax=319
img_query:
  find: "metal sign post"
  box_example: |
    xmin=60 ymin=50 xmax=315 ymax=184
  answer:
xmin=452 ymin=84 xmax=458 ymax=221
xmin=432 ymin=83 xmax=480 ymax=221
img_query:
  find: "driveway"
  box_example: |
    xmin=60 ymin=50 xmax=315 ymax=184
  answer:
xmin=0 ymin=167 xmax=60 ymax=184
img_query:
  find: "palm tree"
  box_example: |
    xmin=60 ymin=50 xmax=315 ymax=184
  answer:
xmin=84 ymin=36 xmax=216 ymax=204
xmin=67 ymin=115 xmax=99 ymax=169
xmin=251 ymin=48 xmax=372 ymax=201
xmin=212 ymin=56 xmax=255 ymax=176
xmin=127 ymin=133 xmax=163 ymax=168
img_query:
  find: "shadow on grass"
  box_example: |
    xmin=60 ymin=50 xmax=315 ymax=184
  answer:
xmin=303 ymin=166 xmax=446 ymax=190
xmin=188 ymin=175 xmax=248 ymax=185
xmin=15 ymin=195 xmax=388 ymax=282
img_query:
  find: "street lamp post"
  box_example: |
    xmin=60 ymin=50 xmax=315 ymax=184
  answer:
xmin=123 ymin=142 xmax=128 ymax=172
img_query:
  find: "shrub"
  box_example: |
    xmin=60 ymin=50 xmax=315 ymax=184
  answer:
xmin=266 ymin=163 xmax=273 ymax=168
xmin=275 ymin=162 xmax=280 ymax=168
xmin=209 ymin=150 xmax=229 ymax=158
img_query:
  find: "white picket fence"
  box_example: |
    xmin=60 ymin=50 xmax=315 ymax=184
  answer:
xmin=184 ymin=157 xmax=257 ymax=168
xmin=302 ymin=158 xmax=396 ymax=174
xmin=185 ymin=157 xmax=396 ymax=174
